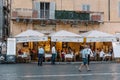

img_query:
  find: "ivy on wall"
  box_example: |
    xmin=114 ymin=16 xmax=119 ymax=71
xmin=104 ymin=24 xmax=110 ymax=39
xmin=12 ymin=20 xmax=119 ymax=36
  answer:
xmin=55 ymin=10 xmax=90 ymax=20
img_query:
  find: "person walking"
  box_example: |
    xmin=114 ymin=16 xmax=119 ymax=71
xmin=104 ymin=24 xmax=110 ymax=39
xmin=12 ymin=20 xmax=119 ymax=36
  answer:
xmin=78 ymin=45 xmax=91 ymax=72
xmin=38 ymin=46 xmax=44 ymax=66
xmin=51 ymin=45 xmax=57 ymax=65
xmin=87 ymin=45 xmax=93 ymax=65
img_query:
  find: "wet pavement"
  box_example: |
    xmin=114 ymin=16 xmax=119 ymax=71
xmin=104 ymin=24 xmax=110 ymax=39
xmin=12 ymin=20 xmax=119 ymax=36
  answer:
xmin=0 ymin=62 xmax=120 ymax=80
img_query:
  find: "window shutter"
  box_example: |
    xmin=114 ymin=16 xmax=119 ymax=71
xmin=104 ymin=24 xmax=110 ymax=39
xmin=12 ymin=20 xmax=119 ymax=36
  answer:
xmin=87 ymin=5 xmax=90 ymax=11
xmin=119 ymin=2 xmax=120 ymax=17
xmin=34 ymin=2 xmax=40 ymax=18
xmin=49 ymin=2 xmax=55 ymax=19
xmin=82 ymin=5 xmax=90 ymax=11
xmin=82 ymin=5 xmax=86 ymax=11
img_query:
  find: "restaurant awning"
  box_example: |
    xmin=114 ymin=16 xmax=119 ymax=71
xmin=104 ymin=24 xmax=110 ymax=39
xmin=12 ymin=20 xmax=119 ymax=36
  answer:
xmin=79 ymin=30 xmax=116 ymax=42
xmin=15 ymin=29 xmax=48 ymax=43
xmin=50 ymin=30 xmax=83 ymax=42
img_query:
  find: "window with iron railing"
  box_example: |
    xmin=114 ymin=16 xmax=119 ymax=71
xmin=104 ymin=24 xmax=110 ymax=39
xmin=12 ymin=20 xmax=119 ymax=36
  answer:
xmin=34 ymin=2 xmax=55 ymax=19
xmin=40 ymin=2 xmax=49 ymax=19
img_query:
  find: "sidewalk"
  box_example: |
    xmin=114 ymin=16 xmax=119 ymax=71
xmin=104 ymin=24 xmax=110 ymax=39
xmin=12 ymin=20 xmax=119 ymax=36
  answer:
xmin=0 ymin=62 xmax=120 ymax=80
xmin=31 ymin=61 xmax=117 ymax=65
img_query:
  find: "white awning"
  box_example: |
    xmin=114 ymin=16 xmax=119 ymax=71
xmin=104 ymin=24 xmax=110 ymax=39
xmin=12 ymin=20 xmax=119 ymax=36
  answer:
xmin=15 ymin=29 xmax=44 ymax=37
xmin=50 ymin=30 xmax=83 ymax=42
xmin=50 ymin=30 xmax=80 ymax=37
xmin=79 ymin=30 xmax=116 ymax=42
xmin=15 ymin=29 xmax=48 ymax=43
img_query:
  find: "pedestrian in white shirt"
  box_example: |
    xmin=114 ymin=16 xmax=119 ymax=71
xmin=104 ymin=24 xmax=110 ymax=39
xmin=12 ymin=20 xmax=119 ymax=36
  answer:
xmin=79 ymin=45 xmax=91 ymax=72
xmin=38 ymin=46 xmax=44 ymax=66
xmin=87 ymin=45 xmax=93 ymax=65
xmin=51 ymin=45 xmax=57 ymax=64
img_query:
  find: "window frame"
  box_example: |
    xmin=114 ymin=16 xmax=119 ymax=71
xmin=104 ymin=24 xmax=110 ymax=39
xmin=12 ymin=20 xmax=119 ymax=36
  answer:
xmin=82 ymin=4 xmax=90 ymax=11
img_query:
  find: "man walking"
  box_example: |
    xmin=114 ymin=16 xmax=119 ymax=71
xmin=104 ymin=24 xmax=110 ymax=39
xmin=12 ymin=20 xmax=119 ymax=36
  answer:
xmin=87 ymin=45 xmax=93 ymax=65
xmin=38 ymin=46 xmax=44 ymax=66
xmin=79 ymin=45 xmax=91 ymax=72
xmin=51 ymin=45 xmax=57 ymax=65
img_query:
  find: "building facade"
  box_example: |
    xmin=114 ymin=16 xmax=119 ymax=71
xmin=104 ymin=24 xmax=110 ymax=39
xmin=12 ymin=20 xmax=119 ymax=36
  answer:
xmin=0 ymin=0 xmax=11 ymax=41
xmin=0 ymin=0 xmax=4 ymax=40
xmin=11 ymin=0 xmax=120 ymax=36
xmin=10 ymin=0 xmax=120 ymax=61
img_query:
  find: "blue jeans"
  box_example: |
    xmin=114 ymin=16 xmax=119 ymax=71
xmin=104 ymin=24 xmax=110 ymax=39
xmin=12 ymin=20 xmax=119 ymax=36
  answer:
xmin=38 ymin=54 xmax=44 ymax=66
xmin=51 ymin=54 xmax=56 ymax=64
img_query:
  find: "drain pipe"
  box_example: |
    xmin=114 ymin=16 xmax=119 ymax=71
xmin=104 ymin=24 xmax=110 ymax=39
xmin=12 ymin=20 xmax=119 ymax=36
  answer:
xmin=108 ymin=0 xmax=110 ymax=21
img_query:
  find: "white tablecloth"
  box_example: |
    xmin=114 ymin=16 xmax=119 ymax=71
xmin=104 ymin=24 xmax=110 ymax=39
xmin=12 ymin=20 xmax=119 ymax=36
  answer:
xmin=45 ymin=54 xmax=52 ymax=58
xmin=104 ymin=54 xmax=111 ymax=57
xmin=65 ymin=54 xmax=74 ymax=58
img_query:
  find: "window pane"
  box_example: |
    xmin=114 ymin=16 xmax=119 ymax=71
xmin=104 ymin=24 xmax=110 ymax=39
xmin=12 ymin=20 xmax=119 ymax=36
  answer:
xmin=87 ymin=5 xmax=90 ymax=11
xmin=40 ymin=10 xmax=44 ymax=18
xmin=40 ymin=2 xmax=44 ymax=10
xmin=45 ymin=10 xmax=49 ymax=18
xmin=45 ymin=3 xmax=50 ymax=10
xmin=82 ymin=5 xmax=86 ymax=11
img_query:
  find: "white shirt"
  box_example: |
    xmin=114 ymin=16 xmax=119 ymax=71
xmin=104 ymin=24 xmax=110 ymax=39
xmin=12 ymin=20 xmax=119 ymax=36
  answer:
xmin=100 ymin=51 xmax=105 ymax=57
xmin=52 ymin=46 xmax=56 ymax=54
xmin=38 ymin=48 xmax=44 ymax=54
xmin=87 ymin=48 xmax=93 ymax=55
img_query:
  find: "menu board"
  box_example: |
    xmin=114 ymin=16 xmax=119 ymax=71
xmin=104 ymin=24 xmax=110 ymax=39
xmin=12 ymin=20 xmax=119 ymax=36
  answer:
xmin=7 ymin=38 xmax=16 ymax=55
xmin=112 ymin=42 xmax=120 ymax=58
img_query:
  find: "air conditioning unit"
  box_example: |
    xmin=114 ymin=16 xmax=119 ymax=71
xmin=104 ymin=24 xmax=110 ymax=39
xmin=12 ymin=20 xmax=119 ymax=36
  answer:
xmin=90 ymin=15 xmax=101 ymax=21
xmin=12 ymin=11 xmax=18 ymax=17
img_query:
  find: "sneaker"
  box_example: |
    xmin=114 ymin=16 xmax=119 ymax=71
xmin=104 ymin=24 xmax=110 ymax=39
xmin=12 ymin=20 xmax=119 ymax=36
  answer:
xmin=78 ymin=68 xmax=81 ymax=72
xmin=87 ymin=69 xmax=91 ymax=71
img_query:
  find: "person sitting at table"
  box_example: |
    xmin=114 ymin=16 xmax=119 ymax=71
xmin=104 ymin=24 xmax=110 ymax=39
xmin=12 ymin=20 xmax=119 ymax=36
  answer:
xmin=68 ymin=47 xmax=72 ymax=54
xmin=99 ymin=49 xmax=105 ymax=61
xmin=61 ymin=50 xmax=65 ymax=62
xmin=109 ymin=48 xmax=113 ymax=61
xmin=18 ymin=48 xmax=23 ymax=55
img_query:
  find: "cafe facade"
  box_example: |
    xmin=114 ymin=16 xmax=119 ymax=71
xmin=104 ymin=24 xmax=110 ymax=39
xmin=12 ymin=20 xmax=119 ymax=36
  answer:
xmin=9 ymin=0 xmax=120 ymax=62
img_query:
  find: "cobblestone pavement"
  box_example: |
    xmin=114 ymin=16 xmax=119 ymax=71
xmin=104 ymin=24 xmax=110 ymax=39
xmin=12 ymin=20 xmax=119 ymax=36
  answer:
xmin=0 ymin=62 xmax=120 ymax=80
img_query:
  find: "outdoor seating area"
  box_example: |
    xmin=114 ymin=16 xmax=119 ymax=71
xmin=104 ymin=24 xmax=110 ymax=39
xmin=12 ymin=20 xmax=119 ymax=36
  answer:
xmin=6 ymin=29 xmax=120 ymax=63
xmin=44 ymin=54 xmax=52 ymax=61
xmin=65 ymin=53 xmax=75 ymax=62
xmin=16 ymin=53 xmax=31 ymax=63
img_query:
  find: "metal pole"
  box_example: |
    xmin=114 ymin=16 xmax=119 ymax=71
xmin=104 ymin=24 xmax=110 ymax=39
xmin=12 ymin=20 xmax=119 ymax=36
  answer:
xmin=9 ymin=0 xmax=12 ymax=37
xmin=108 ymin=0 xmax=110 ymax=21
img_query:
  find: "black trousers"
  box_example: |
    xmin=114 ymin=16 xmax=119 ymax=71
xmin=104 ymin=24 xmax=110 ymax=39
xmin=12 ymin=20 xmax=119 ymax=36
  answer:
xmin=88 ymin=54 xmax=90 ymax=65
xmin=38 ymin=54 xmax=44 ymax=66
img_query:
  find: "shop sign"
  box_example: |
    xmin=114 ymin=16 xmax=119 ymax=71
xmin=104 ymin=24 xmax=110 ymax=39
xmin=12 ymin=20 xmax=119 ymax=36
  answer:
xmin=86 ymin=37 xmax=117 ymax=42
xmin=16 ymin=36 xmax=48 ymax=43
xmin=112 ymin=42 xmax=120 ymax=58
xmin=51 ymin=37 xmax=83 ymax=42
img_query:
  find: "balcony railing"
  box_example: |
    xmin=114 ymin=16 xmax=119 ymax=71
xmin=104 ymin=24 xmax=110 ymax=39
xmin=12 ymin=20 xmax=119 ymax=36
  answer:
xmin=90 ymin=12 xmax=103 ymax=22
xmin=11 ymin=8 xmax=38 ymax=19
xmin=11 ymin=8 xmax=104 ymax=24
xmin=74 ymin=11 xmax=104 ymax=22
